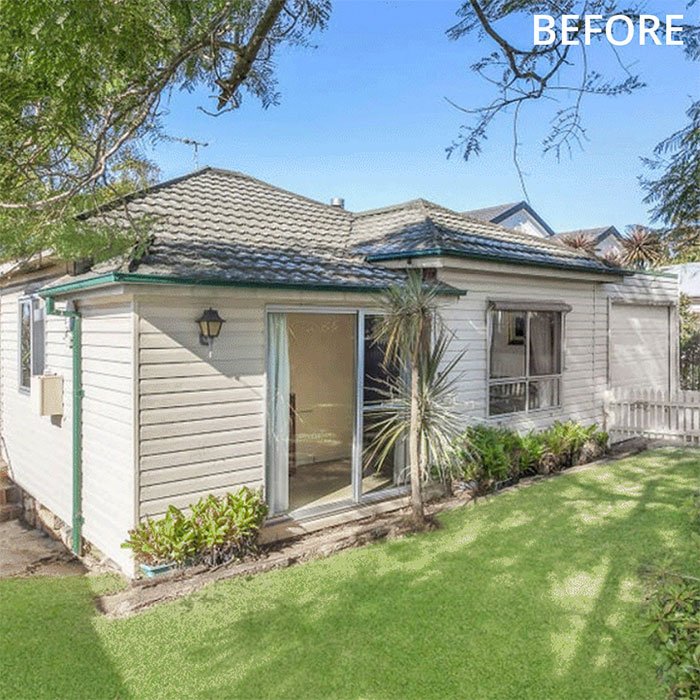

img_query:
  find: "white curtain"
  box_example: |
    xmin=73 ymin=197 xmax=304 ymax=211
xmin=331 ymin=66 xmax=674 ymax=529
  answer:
xmin=266 ymin=313 xmax=290 ymax=515
xmin=529 ymin=312 xmax=560 ymax=376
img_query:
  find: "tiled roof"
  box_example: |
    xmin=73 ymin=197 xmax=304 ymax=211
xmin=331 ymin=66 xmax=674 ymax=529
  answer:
xmin=81 ymin=168 xmax=408 ymax=290
xmin=461 ymin=202 xmax=521 ymax=222
xmin=63 ymin=167 xmax=619 ymax=291
xmin=352 ymin=199 xmax=615 ymax=274
xmin=554 ymin=226 xmax=622 ymax=245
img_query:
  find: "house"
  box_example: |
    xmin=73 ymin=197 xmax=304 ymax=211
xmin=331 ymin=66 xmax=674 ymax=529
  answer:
xmin=464 ymin=201 xmax=624 ymax=257
xmin=553 ymin=226 xmax=625 ymax=257
xmin=462 ymin=201 xmax=555 ymax=239
xmin=664 ymin=263 xmax=700 ymax=313
xmin=0 ymin=167 xmax=678 ymax=575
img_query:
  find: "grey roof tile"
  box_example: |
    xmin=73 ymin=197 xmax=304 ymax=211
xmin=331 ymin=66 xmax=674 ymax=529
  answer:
xmin=74 ymin=168 xmax=618 ymax=288
xmin=461 ymin=202 xmax=521 ymax=222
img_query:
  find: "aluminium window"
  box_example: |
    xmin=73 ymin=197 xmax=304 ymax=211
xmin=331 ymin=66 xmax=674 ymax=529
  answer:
xmin=487 ymin=304 xmax=566 ymax=416
xmin=19 ymin=297 xmax=45 ymax=392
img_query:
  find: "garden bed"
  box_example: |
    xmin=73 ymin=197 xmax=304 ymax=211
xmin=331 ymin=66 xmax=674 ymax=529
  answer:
xmin=97 ymin=442 xmax=647 ymax=619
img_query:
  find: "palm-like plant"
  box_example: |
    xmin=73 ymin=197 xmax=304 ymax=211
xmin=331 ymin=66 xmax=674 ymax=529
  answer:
xmin=559 ymin=232 xmax=597 ymax=255
xmin=619 ymin=225 xmax=665 ymax=269
xmin=370 ymin=270 xmax=463 ymax=524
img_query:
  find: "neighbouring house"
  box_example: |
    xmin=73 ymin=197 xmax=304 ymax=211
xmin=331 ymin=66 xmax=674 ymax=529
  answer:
xmin=0 ymin=168 xmax=678 ymax=575
xmin=464 ymin=201 xmax=624 ymax=257
xmin=664 ymin=263 xmax=700 ymax=314
xmin=462 ymin=201 xmax=555 ymax=239
xmin=553 ymin=226 xmax=625 ymax=257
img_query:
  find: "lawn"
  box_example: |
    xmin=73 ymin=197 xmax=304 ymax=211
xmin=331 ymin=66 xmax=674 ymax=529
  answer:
xmin=1 ymin=447 xmax=699 ymax=700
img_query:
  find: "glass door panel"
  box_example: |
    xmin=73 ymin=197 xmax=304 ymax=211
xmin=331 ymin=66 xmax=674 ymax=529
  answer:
xmin=360 ymin=314 xmax=408 ymax=496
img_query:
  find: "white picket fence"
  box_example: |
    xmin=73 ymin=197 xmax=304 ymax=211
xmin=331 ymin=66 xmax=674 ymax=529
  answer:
xmin=607 ymin=388 xmax=700 ymax=445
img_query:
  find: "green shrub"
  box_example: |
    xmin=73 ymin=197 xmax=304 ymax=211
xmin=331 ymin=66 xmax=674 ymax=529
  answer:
xmin=454 ymin=425 xmax=511 ymax=487
xmin=123 ymin=487 xmax=267 ymax=568
xmin=453 ymin=421 xmax=609 ymax=491
xmin=645 ymin=569 xmax=700 ymax=699
xmin=518 ymin=431 xmax=545 ymax=474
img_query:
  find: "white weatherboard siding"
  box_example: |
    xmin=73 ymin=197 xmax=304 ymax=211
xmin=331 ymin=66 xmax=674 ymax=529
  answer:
xmin=80 ymin=302 xmax=135 ymax=573
xmin=610 ymin=305 xmax=670 ymax=390
xmin=437 ymin=269 xmax=608 ymax=431
xmin=605 ymin=272 xmax=679 ymax=392
xmin=0 ymin=289 xmax=73 ymax=524
xmin=0 ymin=267 xmax=678 ymax=575
xmin=0 ymin=290 xmax=135 ymax=572
xmin=136 ymin=288 xmax=377 ymax=520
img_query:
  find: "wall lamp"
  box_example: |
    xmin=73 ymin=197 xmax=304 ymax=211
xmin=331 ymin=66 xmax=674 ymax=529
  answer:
xmin=197 ymin=308 xmax=225 ymax=356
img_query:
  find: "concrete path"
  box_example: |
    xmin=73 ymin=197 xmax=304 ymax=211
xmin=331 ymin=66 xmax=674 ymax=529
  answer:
xmin=0 ymin=520 xmax=86 ymax=577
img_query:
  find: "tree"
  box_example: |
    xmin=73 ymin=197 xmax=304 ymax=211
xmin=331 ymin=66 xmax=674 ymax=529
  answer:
xmin=370 ymin=270 xmax=463 ymax=525
xmin=0 ymin=0 xmax=330 ymax=262
xmin=642 ymin=101 xmax=700 ymax=256
xmin=446 ymin=0 xmax=699 ymax=249
xmin=618 ymin=225 xmax=665 ymax=269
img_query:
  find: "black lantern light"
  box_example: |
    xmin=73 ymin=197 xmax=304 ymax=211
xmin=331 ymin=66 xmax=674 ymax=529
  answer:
xmin=197 ymin=308 xmax=225 ymax=354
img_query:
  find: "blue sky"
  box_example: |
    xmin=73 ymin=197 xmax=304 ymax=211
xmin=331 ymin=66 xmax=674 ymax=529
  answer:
xmin=148 ymin=0 xmax=698 ymax=233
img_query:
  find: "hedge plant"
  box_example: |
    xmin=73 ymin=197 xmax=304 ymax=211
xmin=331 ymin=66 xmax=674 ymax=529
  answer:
xmin=452 ymin=421 xmax=609 ymax=494
xmin=123 ymin=487 xmax=268 ymax=568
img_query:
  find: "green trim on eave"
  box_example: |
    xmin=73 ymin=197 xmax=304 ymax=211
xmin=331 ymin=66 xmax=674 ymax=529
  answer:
xmin=38 ymin=271 xmax=464 ymax=298
xmin=365 ymin=247 xmax=631 ymax=277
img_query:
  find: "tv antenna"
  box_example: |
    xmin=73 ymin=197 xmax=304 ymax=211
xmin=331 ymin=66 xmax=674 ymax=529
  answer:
xmin=181 ymin=138 xmax=210 ymax=169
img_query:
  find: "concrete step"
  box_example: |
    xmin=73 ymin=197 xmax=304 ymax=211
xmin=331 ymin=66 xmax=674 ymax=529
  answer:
xmin=0 ymin=478 xmax=19 ymax=505
xmin=0 ymin=503 xmax=22 ymax=522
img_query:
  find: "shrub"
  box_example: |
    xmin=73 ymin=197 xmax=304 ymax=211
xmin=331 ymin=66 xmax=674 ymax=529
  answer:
xmin=645 ymin=568 xmax=700 ymax=699
xmin=123 ymin=487 xmax=268 ymax=568
xmin=453 ymin=421 xmax=609 ymax=492
xmin=518 ymin=431 xmax=546 ymax=474
xmin=454 ymin=425 xmax=512 ymax=489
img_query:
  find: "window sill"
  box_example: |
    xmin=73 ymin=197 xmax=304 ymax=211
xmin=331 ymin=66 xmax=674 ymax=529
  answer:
xmin=487 ymin=405 xmax=562 ymax=420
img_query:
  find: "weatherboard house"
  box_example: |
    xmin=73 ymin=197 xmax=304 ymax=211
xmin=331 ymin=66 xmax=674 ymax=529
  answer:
xmin=0 ymin=168 xmax=678 ymax=575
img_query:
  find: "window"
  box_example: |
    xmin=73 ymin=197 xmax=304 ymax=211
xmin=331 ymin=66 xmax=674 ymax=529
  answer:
xmin=488 ymin=305 xmax=564 ymax=416
xmin=19 ymin=297 xmax=45 ymax=392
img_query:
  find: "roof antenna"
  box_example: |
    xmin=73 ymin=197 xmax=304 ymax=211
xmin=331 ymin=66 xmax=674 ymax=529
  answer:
xmin=180 ymin=138 xmax=210 ymax=169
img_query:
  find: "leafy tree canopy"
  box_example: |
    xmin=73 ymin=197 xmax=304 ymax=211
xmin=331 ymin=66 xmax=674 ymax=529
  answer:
xmin=0 ymin=0 xmax=330 ymax=264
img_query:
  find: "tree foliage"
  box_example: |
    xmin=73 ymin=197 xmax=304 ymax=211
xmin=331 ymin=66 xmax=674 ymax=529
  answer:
xmin=447 ymin=0 xmax=699 ymax=252
xmin=642 ymin=100 xmax=700 ymax=255
xmin=617 ymin=225 xmax=665 ymax=269
xmin=0 ymin=0 xmax=330 ymax=263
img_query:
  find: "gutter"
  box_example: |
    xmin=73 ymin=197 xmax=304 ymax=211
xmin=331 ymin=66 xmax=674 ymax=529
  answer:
xmin=39 ymin=271 xmax=464 ymax=298
xmin=44 ymin=297 xmax=82 ymax=555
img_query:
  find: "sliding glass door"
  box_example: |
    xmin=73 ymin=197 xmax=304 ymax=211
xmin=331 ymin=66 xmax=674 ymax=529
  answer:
xmin=266 ymin=309 xmax=407 ymax=517
xmin=359 ymin=313 xmax=408 ymax=497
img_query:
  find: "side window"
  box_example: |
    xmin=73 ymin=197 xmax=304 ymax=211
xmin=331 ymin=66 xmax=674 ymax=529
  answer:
xmin=18 ymin=297 xmax=45 ymax=392
xmin=488 ymin=308 xmax=563 ymax=416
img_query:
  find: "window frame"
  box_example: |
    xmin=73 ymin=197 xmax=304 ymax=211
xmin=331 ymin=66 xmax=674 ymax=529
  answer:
xmin=486 ymin=305 xmax=566 ymax=418
xmin=18 ymin=296 xmax=45 ymax=394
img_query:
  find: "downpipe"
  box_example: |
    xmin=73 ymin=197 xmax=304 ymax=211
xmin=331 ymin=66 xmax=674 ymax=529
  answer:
xmin=44 ymin=296 xmax=83 ymax=555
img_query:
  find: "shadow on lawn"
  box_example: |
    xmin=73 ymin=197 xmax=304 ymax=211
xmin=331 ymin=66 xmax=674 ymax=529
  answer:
xmin=0 ymin=574 xmax=129 ymax=700
xmin=174 ymin=449 xmax=699 ymax=700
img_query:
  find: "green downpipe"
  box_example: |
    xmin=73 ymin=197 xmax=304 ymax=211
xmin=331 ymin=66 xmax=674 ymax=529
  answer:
xmin=45 ymin=297 xmax=83 ymax=554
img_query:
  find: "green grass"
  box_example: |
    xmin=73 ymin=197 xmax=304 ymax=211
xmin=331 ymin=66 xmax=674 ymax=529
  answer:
xmin=2 ymin=448 xmax=699 ymax=700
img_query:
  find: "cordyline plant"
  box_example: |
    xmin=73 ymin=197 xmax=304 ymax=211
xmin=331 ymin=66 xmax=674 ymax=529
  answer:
xmin=619 ymin=225 xmax=666 ymax=269
xmin=559 ymin=232 xmax=597 ymax=255
xmin=367 ymin=270 xmax=464 ymax=525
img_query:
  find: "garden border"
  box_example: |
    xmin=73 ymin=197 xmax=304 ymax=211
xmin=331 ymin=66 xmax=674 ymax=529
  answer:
xmin=96 ymin=438 xmax=649 ymax=619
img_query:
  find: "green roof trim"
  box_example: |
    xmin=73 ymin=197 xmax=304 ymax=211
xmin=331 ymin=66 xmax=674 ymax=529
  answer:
xmin=365 ymin=247 xmax=631 ymax=277
xmin=38 ymin=271 xmax=464 ymax=298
